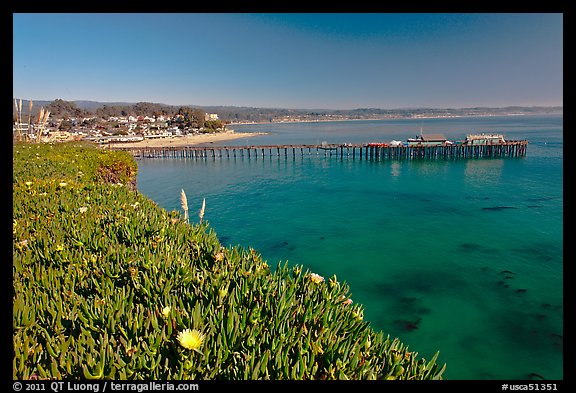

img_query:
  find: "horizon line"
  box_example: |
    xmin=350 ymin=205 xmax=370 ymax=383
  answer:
xmin=12 ymin=97 xmax=564 ymax=112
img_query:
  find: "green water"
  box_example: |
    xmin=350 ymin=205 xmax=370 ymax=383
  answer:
xmin=136 ymin=116 xmax=563 ymax=380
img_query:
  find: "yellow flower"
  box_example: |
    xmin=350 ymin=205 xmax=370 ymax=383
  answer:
xmin=162 ymin=306 xmax=171 ymax=318
xmin=55 ymin=244 xmax=64 ymax=252
xmin=309 ymin=273 xmax=325 ymax=284
xmin=59 ymin=182 xmax=67 ymax=187
xmin=352 ymin=306 xmax=364 ymax=321
xmin=25 ymin=181 xmax=33 ymax=187
xmin=329 ymin=275 xmax=340 ymax=288
xmin=177 ymin=329 xmax=205 ymax=351
xmin=79 ymin=206 xmax=88 ymax=213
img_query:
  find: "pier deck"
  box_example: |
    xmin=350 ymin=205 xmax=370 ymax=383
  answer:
xmin=112 ymin=141 xmax=528 ymax=160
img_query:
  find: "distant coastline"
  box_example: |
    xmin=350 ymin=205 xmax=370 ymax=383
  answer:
xmin=226 ymin=111 xmax=562 ymax=126
xmin=12 ymin=98 xmax=561 ymax=125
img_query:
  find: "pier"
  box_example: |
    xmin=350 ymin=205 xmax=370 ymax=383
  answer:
xmin=113 ymin=141 xmax=528 ymax=160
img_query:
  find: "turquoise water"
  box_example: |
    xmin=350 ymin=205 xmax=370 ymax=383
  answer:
xmin=136 ymin=115 xmax=563 ymax=380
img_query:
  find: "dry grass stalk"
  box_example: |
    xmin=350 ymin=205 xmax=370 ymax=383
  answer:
xmin=199 ymin=198 xmax=206 ymax=223
xmin=14 ymin=99 xmax=23 ymax=141
xmin=180 ymin=189 xmax=189 ymax=223
xmin=44 ymin=111 xmax=50 ymax=136
xmin=38 ymin=108 xmax=50 ymax=139
xmin=38 ymin=108 xmax=45 ymax=140
xmin=14 ymin=99 xmax=19 ymax=123
xmin=27 ymin=100 xmax=33 ymax=141
xmin=14 ymin=99 xmax=20 ymax=141
xmin=19 ymin=99 xmax=23 ymax=139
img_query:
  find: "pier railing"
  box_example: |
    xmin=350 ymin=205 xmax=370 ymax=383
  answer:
xmin=112 ymin=141 xmax=528 ymax=160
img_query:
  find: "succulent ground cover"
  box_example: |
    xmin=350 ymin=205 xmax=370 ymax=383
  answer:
xmin=13 ymin=141 xmax=446 ymax=380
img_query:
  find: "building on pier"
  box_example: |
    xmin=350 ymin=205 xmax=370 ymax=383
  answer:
xmin=465 ymin=133 xmax=506 ymax=145
xmin=407 ymin=133 xmax=450 ymax=147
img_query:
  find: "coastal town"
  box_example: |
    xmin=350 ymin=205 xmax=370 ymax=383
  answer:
xmin=13 ymin=101 xmax=231 ymax=145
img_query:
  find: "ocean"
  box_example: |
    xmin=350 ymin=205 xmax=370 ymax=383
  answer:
xmin=135 ymin=114 xmax=563 ymax=380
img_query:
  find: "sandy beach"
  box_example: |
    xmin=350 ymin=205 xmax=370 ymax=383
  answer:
xmin=107 ymin=131 xmax=268 ymax=149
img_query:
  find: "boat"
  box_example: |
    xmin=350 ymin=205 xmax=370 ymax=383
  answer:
xmin=408 ymin=125 xmax=424 ymax=143
xmin=407 ymin=135 xmax=424 ymax=143
xmin=367 ymin=142 xmax=389 ymax=147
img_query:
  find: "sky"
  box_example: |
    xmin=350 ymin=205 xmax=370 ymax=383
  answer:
xmin=12 ymin=13 xmax=563 ymax=110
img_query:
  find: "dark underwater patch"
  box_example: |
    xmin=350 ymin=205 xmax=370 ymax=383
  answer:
xmin=496 ymin=280 xmax=510 ymax=289
xmin=460 ymin=242 xmax=482 ymax=250
xmin=398 ymin=296 xmax=431 ymax=316
xmin=482 ymin=206 xmax=518 ymax=211
xmin=465 ymin=195 xmax=490 ymax=200
xmin=512 ymin=242 xmax=561 ymax=262
xmin=459 ymin=243 xmax=498 ymax=254
xmin=533 ymin=313 xmax=547 ymax=322
xmin=528 ymin=373 xmax=547 ymax=380
xmin=393 ymin=317 xmax=422 ymax=332
xmin=526 ymin=196 xmax=557 ymax=202
xmin=549 ymin=333 xmax=563 ymax=347
xmin=271 ymin=241 xmax=297 ymax=251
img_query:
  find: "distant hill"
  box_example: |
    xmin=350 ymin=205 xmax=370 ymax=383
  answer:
xmin=13 ymin=98 xmax=562 ymax=123
xmin=73 ymin=100 xmax=137 ymax=110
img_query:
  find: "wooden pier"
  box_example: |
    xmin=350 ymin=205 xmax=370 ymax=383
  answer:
xmin=113 ymin=141 xmax=528 ymax=161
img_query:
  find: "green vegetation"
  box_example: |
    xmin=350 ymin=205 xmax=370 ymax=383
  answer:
xmin=13 ymin=142 xmax=446 ymax=380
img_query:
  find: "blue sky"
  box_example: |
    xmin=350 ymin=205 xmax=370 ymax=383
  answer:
xmin=13 ymin=13 xmax=563 ymax=109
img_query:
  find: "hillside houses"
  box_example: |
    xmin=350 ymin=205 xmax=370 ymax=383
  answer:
xmin=13 ymin=112 xmax=225 ymax=144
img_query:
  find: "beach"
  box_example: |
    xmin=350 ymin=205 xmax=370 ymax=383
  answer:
xmin=106 ymin=131 xmax=267 ymax=149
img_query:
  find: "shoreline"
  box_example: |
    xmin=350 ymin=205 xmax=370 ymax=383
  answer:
xmin=106 ymin=131 xmax=268 ymax=149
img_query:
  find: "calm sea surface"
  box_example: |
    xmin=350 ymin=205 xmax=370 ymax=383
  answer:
xmin=136 ymin=115 xmax=563 ymax=380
